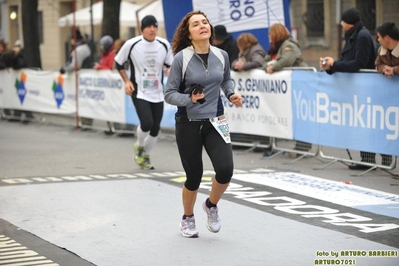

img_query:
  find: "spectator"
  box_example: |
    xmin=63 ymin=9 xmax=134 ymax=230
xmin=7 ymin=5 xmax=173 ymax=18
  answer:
xmin=375 ymin=22 xmax=399 ymax=77
xmin=231 ymin=33 xmax=266 ymax=71
xmin=375 ymin=22 xmax=399 ymax=169
xmin=60 ymin=29 xmax=92 ymax=73
xmin=0 ymin=39 xmax=11 ymax=118
xmin=94 ymin=35 xmax=115 ymax=70
xmin=60 ymin=29 xmax=93 ymax=127
xmin=263 ymin=23 xmax=307 ymax=74
xmin=100 ymin=36 xmax=126 ymax=136
xmin=1 ymin=40 xmax=27 ymax=70
xmin=263 ymin=23 xmax=310 ymax=157
xmin=213 ymin=25 xmax=239 ymax=67
xmin=0 ymin=39 xmax=6 ymax=70
xmin=114 ymin=15 xmax=174 ymax=170
xmin=12 ymin=40 xmax=26 ymax=69
xmin=113 ymin=39 xmax=128 ymax=73
xmin=93 ymin=35 xmax=116 ymax=135
xmin=319 ymin=7 xmax=385 ymax=170
xmin=113 ymin=39 xmax=125 ymax=54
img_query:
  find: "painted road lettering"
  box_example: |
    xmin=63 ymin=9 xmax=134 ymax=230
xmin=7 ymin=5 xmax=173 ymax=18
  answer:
xmin=200 ymin=181 xmax=399 ymax=233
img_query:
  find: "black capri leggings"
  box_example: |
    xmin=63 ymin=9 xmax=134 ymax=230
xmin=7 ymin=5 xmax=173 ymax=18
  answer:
xmin=132 ymin=97 xmax=163 ymax=137
xmin=175 ymin=120 xmax=234 ymax=191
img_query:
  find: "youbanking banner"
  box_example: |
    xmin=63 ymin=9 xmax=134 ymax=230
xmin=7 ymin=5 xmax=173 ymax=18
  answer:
xmin=162 ymin=0 xmax=291 ymax=49
xmin=291 ymin=71 xmax=399 ymax=156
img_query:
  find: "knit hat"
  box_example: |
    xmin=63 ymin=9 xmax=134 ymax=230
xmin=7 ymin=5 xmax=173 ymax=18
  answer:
xmin=377 ymin=22 xmax=399 ymax=40
xmin=341 ymin=7 xmax=360 ymax=25
xmin=100 ymin=35 xmax=114 ymax=51
xmin=141 ymin=15 xmax=158 ymax=31
xmin=214 ymin=25 xmax=231 ymax=41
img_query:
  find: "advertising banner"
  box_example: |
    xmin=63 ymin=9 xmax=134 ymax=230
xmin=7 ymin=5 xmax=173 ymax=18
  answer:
xmin=78 ymin=70 xmax=125 ymax=123
xmin=192 ymin=0 xmax=285 ymax=32
xmin=162 ymin=0 xmax=291 ymax=50
xmin=225 ymin=69 xmax=292 ymax=138
xmin=292 ymin=71 xmax=399 ymax=156
xmin=0 ymin=69 xmax=76 ymax=114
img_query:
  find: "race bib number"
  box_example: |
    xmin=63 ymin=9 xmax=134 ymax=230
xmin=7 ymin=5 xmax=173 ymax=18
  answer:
xmin=210 ymin=115 xmax=231 ymax=143
xmin=142 ymin=71 xmax=159 ymax=91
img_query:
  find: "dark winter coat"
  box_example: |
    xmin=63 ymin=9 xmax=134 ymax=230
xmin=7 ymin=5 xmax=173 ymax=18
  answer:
xmin=328 ymin=21 xmax=375 ymax=74
xmin=216 ymin=36 xmax=239 ymax=67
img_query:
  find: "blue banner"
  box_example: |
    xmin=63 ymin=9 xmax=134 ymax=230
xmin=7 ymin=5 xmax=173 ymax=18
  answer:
xmin=162 ymin=0 xmax=291 ymax=50
xmin=292 ymin=71 xmax=399 ymax=156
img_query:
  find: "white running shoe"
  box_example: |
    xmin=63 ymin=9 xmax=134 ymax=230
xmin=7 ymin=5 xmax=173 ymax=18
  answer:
xmin=202 ymin=200 xmax=221 ymax=233
xmin=180 ymin=216 xmax=199 ymax=238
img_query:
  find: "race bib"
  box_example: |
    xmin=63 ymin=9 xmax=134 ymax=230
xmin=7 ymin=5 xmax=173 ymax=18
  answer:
xmin=210 ymin=115 xmax=231 ymax=143
xmin=142 ymin=71 xmax=159 ymax=91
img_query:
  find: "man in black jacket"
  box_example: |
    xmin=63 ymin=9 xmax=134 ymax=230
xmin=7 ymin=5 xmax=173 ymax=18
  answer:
xmin=320 ymin=7 xmax=391 ymax=170
xmin=320 ymin=7 xmax=375 ymax=73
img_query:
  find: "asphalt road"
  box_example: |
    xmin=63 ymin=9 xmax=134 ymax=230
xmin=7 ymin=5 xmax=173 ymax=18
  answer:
xmin=0 ymin=116 xmax=398 ymax=266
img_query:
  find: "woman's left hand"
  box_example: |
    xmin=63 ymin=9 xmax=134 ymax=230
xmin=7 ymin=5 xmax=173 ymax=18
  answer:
xmin=229 ymin=93 xmax=243 ymax=107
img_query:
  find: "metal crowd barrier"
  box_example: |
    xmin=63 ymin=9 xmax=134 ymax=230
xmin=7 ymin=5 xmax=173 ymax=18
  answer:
xmin=78 ymin=117 xmax=136 ymax=135
xmin=1 ymin=109 xmax=43 ymax=123
xmin=317 ymin=146 xmax=397 ymax=176
xmin=0 ymin=109 xmax=136 ymax=136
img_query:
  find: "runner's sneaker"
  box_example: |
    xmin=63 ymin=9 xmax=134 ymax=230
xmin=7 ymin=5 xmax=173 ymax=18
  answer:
xmin=202 ymin=200 xmax=221 ymax=233
xmin=180 ymin=216 xmax=199 ymax=238
xmin=133 ymin=142 xmax=145 ymax=165
xmin=140 ymin=155 xmax=154 ymax=170
xmin=133 ymin=142 xmax=139 ymax=157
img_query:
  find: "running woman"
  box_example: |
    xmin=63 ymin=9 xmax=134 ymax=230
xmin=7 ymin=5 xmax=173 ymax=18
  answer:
xmin=164 ymin=11 xmax=243 ymax=237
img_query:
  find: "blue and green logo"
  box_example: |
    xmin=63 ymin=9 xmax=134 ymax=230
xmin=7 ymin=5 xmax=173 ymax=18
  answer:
xmin=15 ymin=72 xmax=27 ymax=104
xmin=52 ymin=75 xmax=64 ymax=108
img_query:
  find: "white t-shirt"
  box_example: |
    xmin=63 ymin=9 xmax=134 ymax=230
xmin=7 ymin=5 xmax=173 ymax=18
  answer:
xmin=115 ymin=35 xmax=174 ymax=103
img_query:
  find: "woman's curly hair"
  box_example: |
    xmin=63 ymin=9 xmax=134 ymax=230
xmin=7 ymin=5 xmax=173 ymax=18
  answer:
xmin=171 ymin=10 xmax=214 ymax=55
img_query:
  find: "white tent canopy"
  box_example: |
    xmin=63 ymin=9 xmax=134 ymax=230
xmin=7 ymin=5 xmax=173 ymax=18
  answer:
xmin=58 ymin=0 xmax=164 ymax=28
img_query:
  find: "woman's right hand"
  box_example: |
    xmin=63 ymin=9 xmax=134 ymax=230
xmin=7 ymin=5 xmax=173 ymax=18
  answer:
xmin=191 ymin=89 xmax=205 ymax=104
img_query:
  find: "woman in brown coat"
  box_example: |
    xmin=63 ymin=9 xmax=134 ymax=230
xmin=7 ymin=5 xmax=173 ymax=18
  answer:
xmin=231 ymin=33 xmax=266 ymax=71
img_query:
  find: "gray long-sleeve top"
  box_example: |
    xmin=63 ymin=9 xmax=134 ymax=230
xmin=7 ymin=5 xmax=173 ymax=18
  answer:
xmin=164 ymin=46 xmax=235 ymax=120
